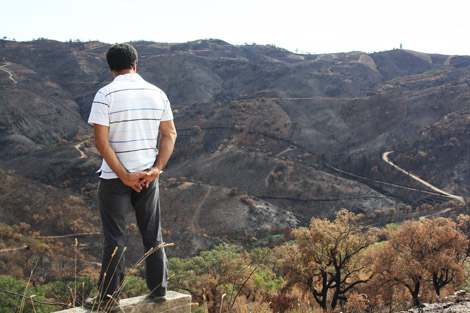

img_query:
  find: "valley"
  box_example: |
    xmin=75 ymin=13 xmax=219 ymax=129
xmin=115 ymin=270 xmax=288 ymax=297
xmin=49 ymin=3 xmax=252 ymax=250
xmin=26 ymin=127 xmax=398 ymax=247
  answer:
xmin=0 ymin=38 xmax=469 ymax=286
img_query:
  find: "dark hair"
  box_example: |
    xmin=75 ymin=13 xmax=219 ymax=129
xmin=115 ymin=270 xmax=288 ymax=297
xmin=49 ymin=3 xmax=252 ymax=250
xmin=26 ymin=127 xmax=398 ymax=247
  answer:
xmin=106 ymin=44 xmax=138 ymax=71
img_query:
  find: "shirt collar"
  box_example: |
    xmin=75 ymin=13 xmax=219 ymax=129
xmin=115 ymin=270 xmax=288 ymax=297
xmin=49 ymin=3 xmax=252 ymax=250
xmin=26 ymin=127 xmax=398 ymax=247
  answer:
xmin=113 ymin=73 xmax=143 ymax=82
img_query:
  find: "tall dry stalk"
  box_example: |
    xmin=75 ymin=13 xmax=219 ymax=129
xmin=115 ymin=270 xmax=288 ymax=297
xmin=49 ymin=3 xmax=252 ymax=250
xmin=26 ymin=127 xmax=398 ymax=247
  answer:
xmin=102 ymin=243 xmax=174 ymax=312
xmin=219 ymin=293 xmax=227 ymax=313
xmin=202 ymin=288 xmax=208 ymax=313
xmin=100 ymin=246 xmax=128 ymax=312
xmin=229 ymin=249 xmax=269 ymax=312
xmin=73 ymin=238 xmax=78 ymax=309
xmin=30 ymin=295 xmax=37 ymax=313
xmin=117 ymin=242 xmax=173 ymax=296
xmin=102 ymin=246 xmax=127 ymax=298
xmin=81 ymin=281 xmax=85 ymax=309
xmin=19 ymin=258 xmax=39 ymax=313
xmin=93 ymin=246 xmax=118 ymax=312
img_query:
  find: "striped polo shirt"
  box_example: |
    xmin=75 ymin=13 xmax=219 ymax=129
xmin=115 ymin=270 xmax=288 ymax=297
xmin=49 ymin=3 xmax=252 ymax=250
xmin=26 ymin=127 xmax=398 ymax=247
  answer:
xmin=88 ymin=73 xmax=173 ymax=179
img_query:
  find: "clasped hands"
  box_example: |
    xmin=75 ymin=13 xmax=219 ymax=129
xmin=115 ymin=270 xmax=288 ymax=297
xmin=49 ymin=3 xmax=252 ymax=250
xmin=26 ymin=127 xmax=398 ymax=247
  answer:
xmin=120 ymin=168 xmax=161 ymax=192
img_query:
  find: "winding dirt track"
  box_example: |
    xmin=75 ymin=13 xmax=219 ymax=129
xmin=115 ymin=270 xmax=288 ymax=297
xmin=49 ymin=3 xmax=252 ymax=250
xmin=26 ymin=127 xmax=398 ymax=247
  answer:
xmin=382 ymin=151 xmax=465 ymax=204
xmin=0 ymin=62 xmax=17 ymax=84
xmin=188 ymin=186 xmax=212 ymax=235
xmin=74 ymin=142 xmax=87 ymax=158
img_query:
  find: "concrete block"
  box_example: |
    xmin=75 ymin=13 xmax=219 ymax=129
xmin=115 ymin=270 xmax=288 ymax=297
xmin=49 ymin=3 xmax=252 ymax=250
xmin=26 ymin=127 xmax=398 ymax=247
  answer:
xmin=53 ymin=291 xmax=191 ymax=313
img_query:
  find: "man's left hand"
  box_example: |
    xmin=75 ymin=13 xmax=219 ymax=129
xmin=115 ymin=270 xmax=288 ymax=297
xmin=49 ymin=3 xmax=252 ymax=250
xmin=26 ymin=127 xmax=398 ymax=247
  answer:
xmin=140 ymin=167 xmax=161 ymax=188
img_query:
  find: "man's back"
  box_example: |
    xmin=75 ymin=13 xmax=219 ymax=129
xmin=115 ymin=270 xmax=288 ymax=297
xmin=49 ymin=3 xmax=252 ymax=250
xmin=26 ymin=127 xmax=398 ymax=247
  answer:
xmin=88 ymin=73 xmax=173 ymax=178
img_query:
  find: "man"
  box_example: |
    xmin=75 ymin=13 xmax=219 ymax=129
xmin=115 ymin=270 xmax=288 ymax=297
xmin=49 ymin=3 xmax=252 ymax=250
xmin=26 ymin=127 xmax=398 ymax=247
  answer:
xmin=85 ymin=43 xmax=177 ymax=311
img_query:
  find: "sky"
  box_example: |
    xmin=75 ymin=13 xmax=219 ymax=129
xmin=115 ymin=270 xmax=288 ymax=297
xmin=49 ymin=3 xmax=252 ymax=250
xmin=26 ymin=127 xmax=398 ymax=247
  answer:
xmin=3 ymin=0 xmax=470 ymax=55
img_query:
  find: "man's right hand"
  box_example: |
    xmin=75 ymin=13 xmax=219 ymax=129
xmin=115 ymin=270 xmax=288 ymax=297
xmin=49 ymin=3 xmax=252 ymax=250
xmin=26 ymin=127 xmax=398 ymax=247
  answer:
xmin=120 ymin=171 xmax=148 ymax=192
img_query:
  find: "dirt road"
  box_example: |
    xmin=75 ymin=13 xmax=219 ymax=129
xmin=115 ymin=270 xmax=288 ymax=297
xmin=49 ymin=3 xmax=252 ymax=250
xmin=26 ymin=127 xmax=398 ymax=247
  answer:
xmin=382 ymin=151 xmax=465 ymax=204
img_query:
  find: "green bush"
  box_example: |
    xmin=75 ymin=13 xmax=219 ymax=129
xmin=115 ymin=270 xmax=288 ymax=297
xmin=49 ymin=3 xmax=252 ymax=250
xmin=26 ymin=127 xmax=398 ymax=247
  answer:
xmin=0 ymin=276 xmax=58 ymax=313
xmin=121 ymin=276 xmax=148 ymax=297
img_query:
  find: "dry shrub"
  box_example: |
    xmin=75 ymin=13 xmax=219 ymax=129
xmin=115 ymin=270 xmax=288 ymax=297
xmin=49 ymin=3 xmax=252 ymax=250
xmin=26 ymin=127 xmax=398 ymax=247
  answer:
xmin=240 ymin=194 xmax=254 ymax=205
xmin=263 ymin=293 xmax=296 ymax=312
xmin=344 ymin=293 xmax=369 ymax=313
xmin=232 ymin=295 xmax=274 ymax=313
xmin=80 ymin=266 xmax=100 ymax=282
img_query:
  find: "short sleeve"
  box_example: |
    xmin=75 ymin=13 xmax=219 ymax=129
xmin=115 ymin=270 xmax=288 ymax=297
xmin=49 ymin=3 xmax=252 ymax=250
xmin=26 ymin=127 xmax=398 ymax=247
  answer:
xmin=160 ymin=91 xmax=174 ymax=122
xmin=88 ymin=90 xmax=110 ymax=126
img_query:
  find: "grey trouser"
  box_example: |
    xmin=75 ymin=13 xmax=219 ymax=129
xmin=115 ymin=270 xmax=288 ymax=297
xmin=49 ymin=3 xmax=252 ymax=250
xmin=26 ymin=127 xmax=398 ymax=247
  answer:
xmin=97 ymin=178 xmax=168 ymax=299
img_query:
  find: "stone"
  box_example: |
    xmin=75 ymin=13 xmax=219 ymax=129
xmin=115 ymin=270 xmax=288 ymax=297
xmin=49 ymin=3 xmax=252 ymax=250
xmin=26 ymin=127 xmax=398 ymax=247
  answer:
xmin=398 ymin=291 xmax=470 ymax=313
xmin=53 ymin=291 xmax=191 ymax=313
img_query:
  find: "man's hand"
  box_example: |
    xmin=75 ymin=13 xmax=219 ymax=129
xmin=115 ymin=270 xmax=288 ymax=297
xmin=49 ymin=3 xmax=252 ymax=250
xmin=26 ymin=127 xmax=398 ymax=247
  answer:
xmin=140 ymin=167 xmax=161 ymax=188
xmin=140 ymin=120 xmax=176 ymax=188
xmin=121 ymin=171 xmax=148 ymax=192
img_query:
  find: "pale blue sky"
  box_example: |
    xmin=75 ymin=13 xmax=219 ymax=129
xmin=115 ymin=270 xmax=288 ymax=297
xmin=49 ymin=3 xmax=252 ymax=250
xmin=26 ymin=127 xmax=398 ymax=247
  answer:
xmin=2 ymin=0 xmax=470 ymax=55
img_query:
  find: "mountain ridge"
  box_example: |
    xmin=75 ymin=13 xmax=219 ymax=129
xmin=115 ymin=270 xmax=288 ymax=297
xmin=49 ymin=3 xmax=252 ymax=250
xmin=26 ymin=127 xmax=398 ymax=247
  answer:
xmin=0 ymin=38 xmax=469 ymax=261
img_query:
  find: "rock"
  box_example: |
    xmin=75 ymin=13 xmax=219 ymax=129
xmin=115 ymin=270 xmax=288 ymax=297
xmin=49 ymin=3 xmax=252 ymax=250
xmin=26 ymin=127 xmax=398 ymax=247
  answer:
xmin=53 ymin=291 xmax=191 ymax=313
xmin=399 ymin=291 xmax=470 ymax=313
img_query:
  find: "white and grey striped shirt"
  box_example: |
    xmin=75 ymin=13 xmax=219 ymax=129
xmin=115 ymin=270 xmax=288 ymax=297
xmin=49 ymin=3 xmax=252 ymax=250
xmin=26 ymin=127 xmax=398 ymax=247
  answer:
xmin=88 ymin=73 xmax=173 ymax=179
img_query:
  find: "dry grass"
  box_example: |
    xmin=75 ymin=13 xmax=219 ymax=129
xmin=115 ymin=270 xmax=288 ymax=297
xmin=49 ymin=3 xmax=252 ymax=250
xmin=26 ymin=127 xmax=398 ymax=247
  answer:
xmin=92 ymin=242 xmax=175 ymax=312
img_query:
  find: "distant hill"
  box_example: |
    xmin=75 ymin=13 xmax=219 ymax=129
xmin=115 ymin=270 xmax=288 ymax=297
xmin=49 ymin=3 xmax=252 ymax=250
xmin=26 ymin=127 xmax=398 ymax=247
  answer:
xmin=0 ymin=38 xmax=469 ymax=264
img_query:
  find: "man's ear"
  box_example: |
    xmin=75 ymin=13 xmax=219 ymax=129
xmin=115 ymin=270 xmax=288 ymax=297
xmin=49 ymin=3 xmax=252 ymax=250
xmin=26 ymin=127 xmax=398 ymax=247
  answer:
xmin=109 ymin=67 xmax=119 ymax=78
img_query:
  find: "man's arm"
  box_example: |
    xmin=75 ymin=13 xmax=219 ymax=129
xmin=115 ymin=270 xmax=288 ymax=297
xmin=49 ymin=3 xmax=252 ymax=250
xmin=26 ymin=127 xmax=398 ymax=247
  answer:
xmin=93 ymin=124 xmax=147 ymax=192
xmin=141 ymin=120 xmax=177 ymax=187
